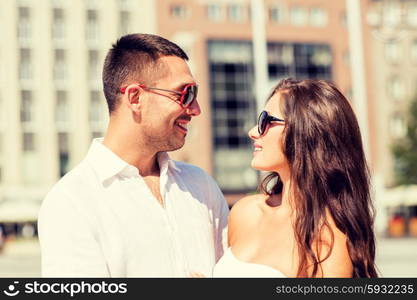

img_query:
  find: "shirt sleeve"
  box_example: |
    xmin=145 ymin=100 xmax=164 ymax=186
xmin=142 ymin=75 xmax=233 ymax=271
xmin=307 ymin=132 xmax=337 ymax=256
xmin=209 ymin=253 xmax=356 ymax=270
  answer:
xmin=206 ymin=175 xmax=230 ymax=263
xmin=37 ymin=186 xmax=109 ymax=277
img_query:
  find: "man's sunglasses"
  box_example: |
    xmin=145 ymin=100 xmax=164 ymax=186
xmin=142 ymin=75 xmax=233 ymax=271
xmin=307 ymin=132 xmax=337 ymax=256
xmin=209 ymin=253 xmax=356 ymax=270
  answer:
xmin=257 ymin=110 xmax=285 ymax=136
xmin=120 ymin=83 xmax=198 ymax=108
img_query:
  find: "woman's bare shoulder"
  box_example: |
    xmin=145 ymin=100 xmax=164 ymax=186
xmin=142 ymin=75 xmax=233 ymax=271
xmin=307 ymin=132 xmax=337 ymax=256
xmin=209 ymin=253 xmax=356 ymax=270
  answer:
xmin=227 ymin=194 xmax=266 ymax=244
xmin=317 ymin=211 xmax=353 ymax=277
xmin=230 ymin=193 xmax=267 ymax=217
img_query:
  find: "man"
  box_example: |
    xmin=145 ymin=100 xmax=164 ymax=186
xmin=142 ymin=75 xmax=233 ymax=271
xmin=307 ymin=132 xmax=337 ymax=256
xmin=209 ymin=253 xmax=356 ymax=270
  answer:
xmin=38 ymin=34 xmax=229 ymax=277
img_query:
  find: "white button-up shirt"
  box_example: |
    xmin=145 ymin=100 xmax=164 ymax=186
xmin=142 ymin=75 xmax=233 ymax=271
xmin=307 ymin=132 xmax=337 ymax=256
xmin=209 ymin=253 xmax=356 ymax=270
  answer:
xmin=38 ymin=139 xmax=229 ymax=277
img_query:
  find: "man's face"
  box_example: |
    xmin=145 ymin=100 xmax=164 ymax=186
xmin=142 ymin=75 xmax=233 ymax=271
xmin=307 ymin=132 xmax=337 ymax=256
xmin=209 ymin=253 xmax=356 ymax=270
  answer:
xmin=139 ymin=56 xmax=201 ymax=152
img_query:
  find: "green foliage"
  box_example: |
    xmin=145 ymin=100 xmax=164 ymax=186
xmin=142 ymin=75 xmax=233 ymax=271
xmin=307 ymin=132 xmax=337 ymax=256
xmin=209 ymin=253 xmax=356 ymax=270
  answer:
xmin=392 ymin=94 xmax=417 ymax=185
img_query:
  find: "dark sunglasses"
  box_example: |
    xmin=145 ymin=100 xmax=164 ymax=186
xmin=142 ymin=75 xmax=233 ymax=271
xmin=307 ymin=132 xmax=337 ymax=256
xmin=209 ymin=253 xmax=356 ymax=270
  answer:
xmin=257 ymin=110 xmax=285 ymax=135
xmin=120 ymin=83 xmax=198 ymax=108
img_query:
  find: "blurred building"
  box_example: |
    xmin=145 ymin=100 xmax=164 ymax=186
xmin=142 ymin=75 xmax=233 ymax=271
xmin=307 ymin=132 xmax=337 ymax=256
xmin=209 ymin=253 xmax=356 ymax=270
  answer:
xmin=365 ymin=0 xmax=417 ymax=187
xmin=157 ymin=0 xmax=353 ymax=202
xmin=1 ymin=0 xmax=416 ymax=232
xmin=0 ymin=0 xmax=156 ymax=224
xmin=364 ymin=0 xmax=417 ymax=237
xmin=0 ymin=0 xmax=358 ymax=210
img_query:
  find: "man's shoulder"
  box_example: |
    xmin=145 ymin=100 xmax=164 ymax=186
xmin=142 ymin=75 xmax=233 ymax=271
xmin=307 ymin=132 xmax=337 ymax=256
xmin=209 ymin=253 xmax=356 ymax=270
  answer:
xmin=173 ymin=161 xmax=225 ymax=203
xmin=173 ymin=161 xmax=212 ymax=181
xmin=55 ymin=160 xmax=94 ymax=186
xmin=43 ymin=160 xmax=96 ymax=203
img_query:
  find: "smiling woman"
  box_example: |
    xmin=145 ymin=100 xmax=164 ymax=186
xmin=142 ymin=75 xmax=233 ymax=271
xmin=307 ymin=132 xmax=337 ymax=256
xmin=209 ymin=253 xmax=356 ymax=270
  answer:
xmin=213 ymin=78 xmax=378 ymax=278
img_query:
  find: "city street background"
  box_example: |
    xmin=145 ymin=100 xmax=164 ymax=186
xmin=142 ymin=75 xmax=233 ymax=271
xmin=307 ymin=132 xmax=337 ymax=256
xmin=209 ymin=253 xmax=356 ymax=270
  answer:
xmin=0 ymin=236 xmax=416 ymax=277
xmin=1 ymin=0 xmax=417 ymax=278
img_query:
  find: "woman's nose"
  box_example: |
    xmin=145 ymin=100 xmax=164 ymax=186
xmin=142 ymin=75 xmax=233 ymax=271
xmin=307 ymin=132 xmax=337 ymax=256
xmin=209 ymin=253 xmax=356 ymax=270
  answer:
xmin=248 ymin=125 xmax=259 ymax=140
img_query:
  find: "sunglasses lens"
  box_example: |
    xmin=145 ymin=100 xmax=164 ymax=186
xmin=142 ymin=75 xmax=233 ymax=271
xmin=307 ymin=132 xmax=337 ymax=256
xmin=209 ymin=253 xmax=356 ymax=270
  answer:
xmin=258 ymin=111 xmax=267 ymax=135
xmin=183 ymin=85 xmax=197 ymax=107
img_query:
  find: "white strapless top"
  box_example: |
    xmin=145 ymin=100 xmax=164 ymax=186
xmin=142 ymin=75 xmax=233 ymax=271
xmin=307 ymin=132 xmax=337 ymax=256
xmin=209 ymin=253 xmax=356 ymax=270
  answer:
xmin=212 ymin=248 xmax=286 ymax=278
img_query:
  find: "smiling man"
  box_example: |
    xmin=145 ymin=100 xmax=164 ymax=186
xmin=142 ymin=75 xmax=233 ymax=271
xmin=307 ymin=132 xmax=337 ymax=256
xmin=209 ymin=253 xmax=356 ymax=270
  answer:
xmin=38 ymin=34 xmax=229 ymax=277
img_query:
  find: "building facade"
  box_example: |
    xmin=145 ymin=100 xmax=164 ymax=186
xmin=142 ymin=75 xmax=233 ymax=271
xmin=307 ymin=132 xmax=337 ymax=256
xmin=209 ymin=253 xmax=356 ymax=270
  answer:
xmin=3 ymin=0 xmax=412 ymax=222
xmin=365 ymin=0 xmax=417 ymax=187
xmin=0 ymin=0 xmax=156 ymax=218
xmin=156 ymin=0 xmax=355 ymax=201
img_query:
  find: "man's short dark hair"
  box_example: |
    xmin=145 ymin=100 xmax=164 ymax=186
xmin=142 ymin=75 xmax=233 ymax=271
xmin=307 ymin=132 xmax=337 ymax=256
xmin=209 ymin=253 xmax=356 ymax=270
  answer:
xmin=102 ymin=33 xmax=189 ymax=113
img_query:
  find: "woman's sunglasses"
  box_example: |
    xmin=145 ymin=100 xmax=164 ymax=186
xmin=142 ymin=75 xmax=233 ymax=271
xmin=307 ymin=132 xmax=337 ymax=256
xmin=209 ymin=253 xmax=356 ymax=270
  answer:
xmin=257 ymin=110 xmax=285 ymax=136
xmin=120 ymin=83 xmax=198 ymax=108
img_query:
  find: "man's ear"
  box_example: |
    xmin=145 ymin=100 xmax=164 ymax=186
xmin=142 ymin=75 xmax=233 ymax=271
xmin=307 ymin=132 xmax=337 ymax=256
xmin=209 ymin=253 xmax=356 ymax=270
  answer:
xmin=125 ymin=84 xmax=141 ymax=112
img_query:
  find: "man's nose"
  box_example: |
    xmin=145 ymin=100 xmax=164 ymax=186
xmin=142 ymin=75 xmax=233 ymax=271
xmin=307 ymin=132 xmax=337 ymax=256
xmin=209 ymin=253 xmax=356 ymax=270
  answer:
xmin=185 ymin=99 xmax=201 ymax=116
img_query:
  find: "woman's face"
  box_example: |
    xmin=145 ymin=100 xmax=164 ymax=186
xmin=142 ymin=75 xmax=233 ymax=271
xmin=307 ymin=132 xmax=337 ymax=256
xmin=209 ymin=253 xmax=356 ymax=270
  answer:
xmin=248 ymin=92 xmax=288 ymax=173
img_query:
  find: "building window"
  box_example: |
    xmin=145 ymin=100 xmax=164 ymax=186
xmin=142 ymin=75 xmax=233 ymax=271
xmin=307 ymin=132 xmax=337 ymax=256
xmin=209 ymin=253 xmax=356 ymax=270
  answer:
xmin=407 ymin=5 xmax=417 ymax=27
xmin=227 ymin=3 xmax=246 ymax=22
xmin=411 ymin=40 xmax=417 ymax=63
xmin=59 ymin=152 xmax=69 ymax=177
xmin=20 ymin=90 xmax=33 ymax=123
xmin=268 ymin=42 xmax=332 ymax=82
xmin=88 ymin=50 xmax=100 ymax=81
xmin=207 ymin=40 xmax=332 ymax=192
xmin=382 ymin=3 xmax=401 ymax=27
xmin=52 ymin=8 xmax=65 ymax=40
xmin=52 ymin=0 xmax=66 ymax=7
xmin=58 ymin=132 xmax=69 ymax=177
xmin=55 ymin=90 xmax=68 ymax=124
xmin=208 ymin=41 xmax=257 ymax=192
xmin=310 ymin=45 xmax=332 ymax=67
xmin=269 ymin=5 xmax=284 ymax=24
xmin=170 ymin=4 xmax=187 ymax=19
xmin=17 ymin=7 xmax=31 ymax=40
xmin=385 ymin=41 xmax=400 ymax=63
xmin=58 ymin=132 xmax=69 ymax=153
xmin=387 ymin=77 xmax=405 ymax=100
xmin=86 ymin=10 xmax=99 ymax=41
xmin=19 ymin=48 xmax=32 ymax=80
xmin=54 ymin=49 xmax=67 ymax=81
xmin=117 ymin=0 xmax=132 ymax=10
xmin=294 ymin=44 xmax=332 ymax=79
xmin=119 ymin=11 xmax=130 ymax=35
xmin=23 ymin=132 xmax=35 ymax=152
xmin=267 ymin=43 xmax=293 ymax=79
xmin=207 ymin=3 xmax=223 ymax=22
xmin=390 ymin=114 xmax=406 ymax=138
xmin=310 ymin=7 xmax=327 ymax=27
xmin=89 ymin=91 xmax=105 ymax=124
xmin=290 ymin=6 xmax=307 ymax=26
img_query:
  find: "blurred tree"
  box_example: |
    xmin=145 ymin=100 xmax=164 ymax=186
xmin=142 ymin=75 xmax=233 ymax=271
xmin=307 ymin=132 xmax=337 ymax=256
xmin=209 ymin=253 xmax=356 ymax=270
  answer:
xmin=392 ymin=94 xmax=417 ymax=185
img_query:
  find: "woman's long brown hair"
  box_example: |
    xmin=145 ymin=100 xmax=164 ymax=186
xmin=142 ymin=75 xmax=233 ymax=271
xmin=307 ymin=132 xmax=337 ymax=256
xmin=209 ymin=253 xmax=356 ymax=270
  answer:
xmin=260 ymin=78 xmax=378 ymax=277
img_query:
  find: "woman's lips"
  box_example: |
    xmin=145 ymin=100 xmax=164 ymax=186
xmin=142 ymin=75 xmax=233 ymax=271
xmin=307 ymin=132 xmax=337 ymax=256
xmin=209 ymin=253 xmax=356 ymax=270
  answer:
xmin=253 ymin=143 xmax=262 ymax=154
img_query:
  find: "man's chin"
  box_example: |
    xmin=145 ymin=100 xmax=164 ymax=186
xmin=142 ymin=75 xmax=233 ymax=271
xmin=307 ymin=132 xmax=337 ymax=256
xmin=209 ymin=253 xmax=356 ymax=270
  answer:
xmin=165 ymin=139 xmax=186 ymax=152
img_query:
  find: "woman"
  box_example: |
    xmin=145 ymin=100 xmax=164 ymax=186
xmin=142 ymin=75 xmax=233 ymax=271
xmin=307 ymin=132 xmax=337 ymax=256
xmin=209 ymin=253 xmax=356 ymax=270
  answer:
xmin=213 ymin=78 xmax=378 ymax=277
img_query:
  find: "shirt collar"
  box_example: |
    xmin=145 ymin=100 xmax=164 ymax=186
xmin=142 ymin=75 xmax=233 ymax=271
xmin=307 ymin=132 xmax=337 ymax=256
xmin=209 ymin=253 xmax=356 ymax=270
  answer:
xmin=157 ymin=151 xmax=180 ymax=175
xmin=86 ymin=138 xmax=179 ymax=183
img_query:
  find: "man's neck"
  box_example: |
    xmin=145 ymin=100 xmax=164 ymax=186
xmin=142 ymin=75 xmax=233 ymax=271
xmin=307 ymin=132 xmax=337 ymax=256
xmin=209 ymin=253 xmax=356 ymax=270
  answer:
xmin=103 ymin=126 xmax=160 ymax=177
